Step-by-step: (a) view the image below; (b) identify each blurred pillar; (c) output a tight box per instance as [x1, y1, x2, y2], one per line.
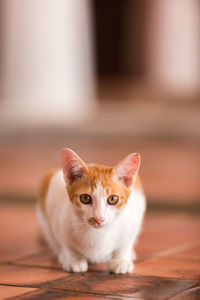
[147, 0, 200, 96]
[0, 0, 95, 126]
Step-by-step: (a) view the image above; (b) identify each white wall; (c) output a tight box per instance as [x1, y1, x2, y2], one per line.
[0, 0, 96, 127]
[147, 0, 200, 95]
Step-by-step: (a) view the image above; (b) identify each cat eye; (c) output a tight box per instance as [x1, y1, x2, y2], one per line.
[80, 194, 92, 205]
[107, 195, 119, 205]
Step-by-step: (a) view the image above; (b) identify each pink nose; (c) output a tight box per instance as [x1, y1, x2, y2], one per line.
[93, 217, 104, 225]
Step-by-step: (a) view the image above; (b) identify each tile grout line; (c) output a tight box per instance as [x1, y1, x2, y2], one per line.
[1, 260, 109, 273]
[136, 240, 200, 263]
[155, 240, 200, 257]
[35, 287, 137, 299]
[5, 290, 42, 300]
[0, 283, 38, 289]
[0, 249, 50, 265]
[0, 286, 41, 300]
[165, 283, 200, 300]
[3, 258, 200, 282]
[3, 261, 200, 283]
[0, 283, 141, 299]
[5, 240, 200, 268]
[1, 272, 199, 287]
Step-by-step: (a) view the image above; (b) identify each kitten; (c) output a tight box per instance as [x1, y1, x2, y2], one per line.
[37, 148, 146, 274]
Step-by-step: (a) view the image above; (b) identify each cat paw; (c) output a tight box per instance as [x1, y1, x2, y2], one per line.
[70, 260, 88, 273]
[59, 253, 88, 272]
[109, 259, 134, 274]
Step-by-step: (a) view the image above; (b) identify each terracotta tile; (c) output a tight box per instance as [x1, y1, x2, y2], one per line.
[0, 204, 46, 262]
[16, 250, 60, 269]
[169, 286, 200, 299]
[47, 272, 199, 299]
[61, 297, 116, 300]
[135, 256, 200, 281]
[0, 286, 37, 299]
[135, 213, 200, 260]
[0, 264, 67, 285]
[15, 289, 122, 300]
[171, 245, 200, 260]
[60, 294, 115, 300]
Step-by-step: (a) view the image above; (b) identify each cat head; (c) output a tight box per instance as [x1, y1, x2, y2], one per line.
[61, 148, 141, 229]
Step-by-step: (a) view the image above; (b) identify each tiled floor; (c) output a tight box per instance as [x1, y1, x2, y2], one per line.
[0, 203, 199, 299]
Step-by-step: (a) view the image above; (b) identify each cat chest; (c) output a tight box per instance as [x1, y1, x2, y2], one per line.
[70, 230, 116, 263]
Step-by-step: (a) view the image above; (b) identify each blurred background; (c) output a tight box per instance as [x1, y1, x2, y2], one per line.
[0, 0, 200, 210]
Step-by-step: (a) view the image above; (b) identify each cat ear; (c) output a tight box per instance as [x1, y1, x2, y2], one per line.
[113, 153, 141, 188]
[61, 148, 88, 185]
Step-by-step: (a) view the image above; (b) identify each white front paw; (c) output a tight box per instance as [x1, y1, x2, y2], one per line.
[58, 253, 88, 273]
[69, 260, 88, 273]
[109, 259, 134, 274]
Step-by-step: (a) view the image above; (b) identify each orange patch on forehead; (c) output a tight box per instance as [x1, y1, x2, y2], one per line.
[87, 165, 113, 192]
[87, 165, 130, 208]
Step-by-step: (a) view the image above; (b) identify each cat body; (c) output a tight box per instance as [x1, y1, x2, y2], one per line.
[37, 149, 146, 274]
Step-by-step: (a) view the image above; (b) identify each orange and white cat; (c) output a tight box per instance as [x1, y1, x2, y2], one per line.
[37, 148, 146, 274]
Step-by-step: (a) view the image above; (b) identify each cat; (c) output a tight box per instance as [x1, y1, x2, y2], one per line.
[37, 148, 146, 274]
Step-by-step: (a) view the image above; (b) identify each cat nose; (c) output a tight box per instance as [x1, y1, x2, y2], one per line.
[93, 217, 104, 225]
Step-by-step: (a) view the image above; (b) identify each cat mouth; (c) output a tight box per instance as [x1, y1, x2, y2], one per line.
[90, 223, 103, 229]
[87, 218, 104, 229]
